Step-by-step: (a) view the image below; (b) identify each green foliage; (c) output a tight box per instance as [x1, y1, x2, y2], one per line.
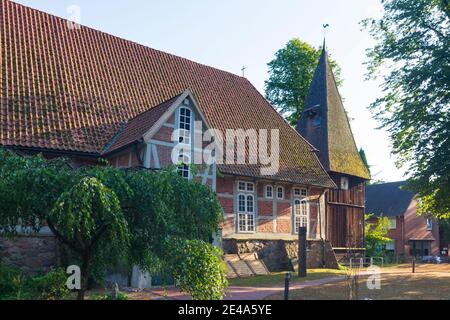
[29, 269, 70, 300]
[50, 177, 130, 279]
[265, 38, 343, 125]
[0, 150, 225, 300]
[0, 149, 74, 237]
[0, 263, 24, 300]
[362, 0, 450, 218]
[166, 239, 227, 300]
[0, 265, 69, 300]
[364, 214, 392, 257]
[440, 218, 450, 243]
[359, 148, 371, 176]
[91, 292, 129, 300]
[120, 169, 224, 300]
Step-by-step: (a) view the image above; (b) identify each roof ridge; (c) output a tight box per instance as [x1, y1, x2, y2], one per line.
[6, 0, 245, 81]
[1, 0, 336, 188]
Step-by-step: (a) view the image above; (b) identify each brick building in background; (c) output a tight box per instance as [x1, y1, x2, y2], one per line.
[366, 182, 440, 258]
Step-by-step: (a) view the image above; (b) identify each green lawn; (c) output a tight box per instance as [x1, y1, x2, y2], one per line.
[228, 269, 346, 287]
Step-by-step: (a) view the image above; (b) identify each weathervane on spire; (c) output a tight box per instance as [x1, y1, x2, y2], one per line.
[323, 23, 330, 49]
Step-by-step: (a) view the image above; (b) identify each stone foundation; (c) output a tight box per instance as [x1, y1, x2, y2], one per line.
[223, 239, 339, 271]
[0, 235, 57, 274]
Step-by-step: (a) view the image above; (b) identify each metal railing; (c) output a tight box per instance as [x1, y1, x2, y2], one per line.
[344, 257, 384, 269]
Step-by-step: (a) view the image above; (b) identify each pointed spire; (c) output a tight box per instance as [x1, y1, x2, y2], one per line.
[296, 44, 370, 180]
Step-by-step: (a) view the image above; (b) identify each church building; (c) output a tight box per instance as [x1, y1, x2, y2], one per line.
[0, 0, 369, 274]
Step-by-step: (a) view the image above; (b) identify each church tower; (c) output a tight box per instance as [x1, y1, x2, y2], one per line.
[297, 44, 370, 250]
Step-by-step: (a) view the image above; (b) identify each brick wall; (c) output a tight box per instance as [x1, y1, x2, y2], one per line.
[404, 199, 440, 256]
[218, 175, 325, 239]
[0, 236, 57, 275]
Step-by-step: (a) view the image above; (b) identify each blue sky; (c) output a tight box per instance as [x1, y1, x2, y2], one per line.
[13, 0, 407, 182]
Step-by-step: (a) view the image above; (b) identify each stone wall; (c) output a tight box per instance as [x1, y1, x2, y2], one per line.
[223, 239, 339, 271]
[0, 235, 57, 274]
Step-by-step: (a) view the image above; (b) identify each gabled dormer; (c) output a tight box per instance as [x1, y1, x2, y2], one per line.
[103, 90, 217, 190]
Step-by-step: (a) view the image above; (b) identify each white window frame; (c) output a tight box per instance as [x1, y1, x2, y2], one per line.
[177, 106, 192, 146]
[426, 218, 433, 231]
[237, 181, 256, 233]
[177, 153, 191, 180]
[265, 185, 273, 199]
[237, 181, 254, 193]
[385, 240, 395, 251]
[340, 177, 349, 190]
[389, 217, 397, 230]
[294, 188, 308, 197]
[276, 186, 284, 200]
[294, 198, 309, 235]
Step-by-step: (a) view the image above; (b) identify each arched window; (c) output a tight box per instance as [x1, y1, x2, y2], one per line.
[294, 199, 308, 234]
[246, 195, 254, 213]
[178, 107, 192, 145]
[237, 181, 255, 233]
[238, 194, 246, 212]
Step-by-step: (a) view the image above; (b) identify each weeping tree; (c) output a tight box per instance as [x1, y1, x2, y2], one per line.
[0, 150, 130, 300]
[117, 168, 226, 298]
[0, 150, 226, 300]
[0, 149, 74, 236]
[50, 177, 130, 300]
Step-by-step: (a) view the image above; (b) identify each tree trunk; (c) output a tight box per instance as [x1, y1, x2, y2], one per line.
[77, 257, 90, 300]
[127, 268, 132, 288]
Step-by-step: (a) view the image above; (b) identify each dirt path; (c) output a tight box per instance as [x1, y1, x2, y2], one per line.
[266, 263, 450, 300]
[128, 264, 450, 300]
[129, 276, 346, 300]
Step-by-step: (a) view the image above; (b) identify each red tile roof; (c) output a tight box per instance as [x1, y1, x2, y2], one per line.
[0, 0, 335, 188]
[103, 93, 183, 154]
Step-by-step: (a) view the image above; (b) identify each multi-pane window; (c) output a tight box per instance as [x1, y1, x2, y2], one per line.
[265, 185, 273, 199]
[237, 181, 255, 232]
[177, 153, 190, 179]
[238, 181, 254, 192]
[277, 186, 284, 199]
[294, 188, 308, 197]
[178, 107, 192, 145]
[294, 199, 308, 234]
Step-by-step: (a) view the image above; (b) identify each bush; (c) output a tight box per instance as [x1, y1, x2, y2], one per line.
[29, 269, 70, 300]
[166, 239, 228, 300]
[0, 263, 27, 300]
[0, 264, 69, 300]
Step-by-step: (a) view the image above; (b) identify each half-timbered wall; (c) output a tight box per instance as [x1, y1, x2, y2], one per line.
[218, 175, 326, 240]
[106, 97, 216, 190]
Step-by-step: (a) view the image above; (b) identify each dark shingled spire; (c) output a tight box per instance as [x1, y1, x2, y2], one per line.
[296, 44, 370, 180]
